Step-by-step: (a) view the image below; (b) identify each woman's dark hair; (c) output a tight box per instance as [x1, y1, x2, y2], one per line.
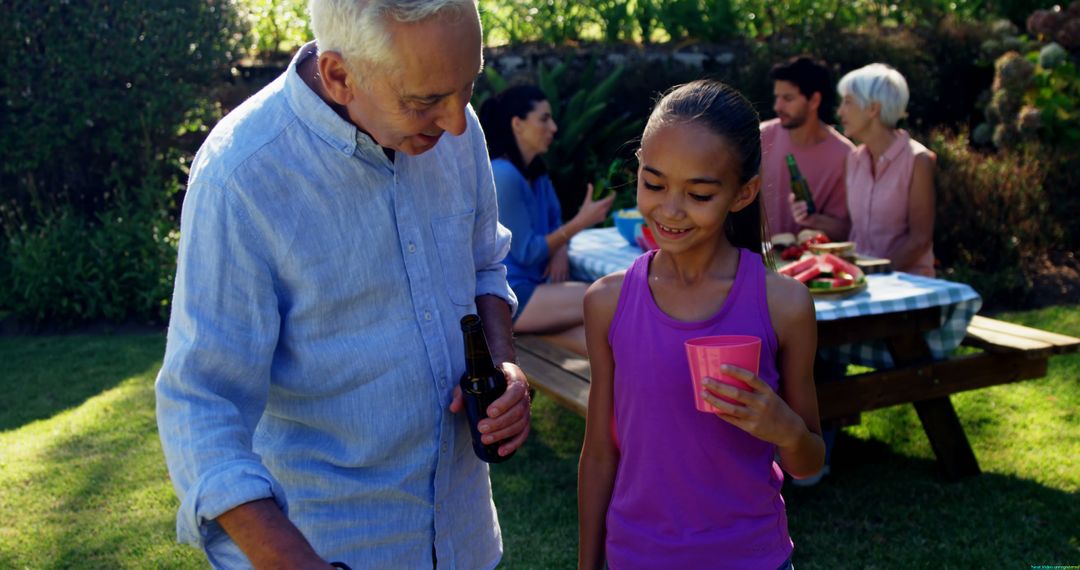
[643, 79, 769, 259]
[478, 85, 549, 179]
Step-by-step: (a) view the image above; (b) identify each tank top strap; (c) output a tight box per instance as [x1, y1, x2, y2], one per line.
[736, 248, 780, 358]
[738, 248, 764, 293]
[608, 250, 656, 346]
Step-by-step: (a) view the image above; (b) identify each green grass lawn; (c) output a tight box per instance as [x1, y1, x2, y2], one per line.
[1, 306, 1077, 568]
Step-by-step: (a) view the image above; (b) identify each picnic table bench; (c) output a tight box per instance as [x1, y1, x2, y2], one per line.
[516, 311, 1079, 482]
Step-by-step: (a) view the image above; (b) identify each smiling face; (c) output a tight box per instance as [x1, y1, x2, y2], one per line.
[772, 80, 819, 129]
[512, 99, 558, 160]
[636, 121, 757, 255]
[338, 9, 483, 156]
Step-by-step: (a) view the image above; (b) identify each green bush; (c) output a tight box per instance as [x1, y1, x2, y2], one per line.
[0, 182, 180, 326]
[479, 0, 1017, 46]
[769, 19, 994, 131]
[1, 0, 244, 220]
[237, 0, 312, 57]
[536, 60, 644, 217]
[928, 129, 1058, 305]
[0, 0, 245, 325]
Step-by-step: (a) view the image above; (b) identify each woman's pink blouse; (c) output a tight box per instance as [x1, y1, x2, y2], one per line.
[846, 130, 935, 277]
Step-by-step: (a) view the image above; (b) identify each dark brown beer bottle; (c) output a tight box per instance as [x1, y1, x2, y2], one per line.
[785, 154, 817, 215]
[460, 314, 513, 463]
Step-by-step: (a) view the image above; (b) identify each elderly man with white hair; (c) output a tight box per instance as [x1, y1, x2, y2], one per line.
[155, 1, 530, 568]
[838, 63, 937, 277]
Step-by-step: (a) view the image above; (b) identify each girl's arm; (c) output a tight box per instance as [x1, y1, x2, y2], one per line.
[887, 152, 935, 271]
[578, 272, 624, 570]
[769, 275, 826, 478]
[700, 274, 825, 478]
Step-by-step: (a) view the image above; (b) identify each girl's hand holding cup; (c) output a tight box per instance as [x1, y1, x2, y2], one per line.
[702, 366, 808, 450]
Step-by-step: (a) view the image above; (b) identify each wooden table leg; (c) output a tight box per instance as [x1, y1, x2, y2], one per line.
[882, 312, 983, 481]
[913, 397, 981, 480]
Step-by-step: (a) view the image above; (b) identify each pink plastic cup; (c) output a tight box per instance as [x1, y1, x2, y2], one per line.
[685, 335, 762, 413]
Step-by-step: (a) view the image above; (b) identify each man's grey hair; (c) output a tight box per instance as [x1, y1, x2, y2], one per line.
[837, 63, 910, 128]
[309, 0, 478, 82]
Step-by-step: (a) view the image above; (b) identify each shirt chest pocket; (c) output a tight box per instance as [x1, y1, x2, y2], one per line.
[431, 211, 477, 306]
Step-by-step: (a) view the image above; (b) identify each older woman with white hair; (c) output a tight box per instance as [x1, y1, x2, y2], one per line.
[838, 63, 936, 276]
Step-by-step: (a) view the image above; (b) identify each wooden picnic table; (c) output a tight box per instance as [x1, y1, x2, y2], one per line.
[516, 228, 1080, 481]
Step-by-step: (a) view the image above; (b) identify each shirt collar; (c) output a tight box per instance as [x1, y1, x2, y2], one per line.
[879, 129, 910, 164]
[284, 41, 386, 160]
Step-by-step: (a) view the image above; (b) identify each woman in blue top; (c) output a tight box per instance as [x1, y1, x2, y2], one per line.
[479, 86, 614, 355]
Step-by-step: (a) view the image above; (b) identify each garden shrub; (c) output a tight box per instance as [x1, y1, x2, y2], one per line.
[0, 0, 246, 325]
[238, 0, 312, 57]
[477, 0, 1011, 46]
[928, 129, 1058, 305]
[1, 181, 180, 327]
[771, 19, 994, 132]
[478, 21, 998, 220]
[535, 61, 644, 217]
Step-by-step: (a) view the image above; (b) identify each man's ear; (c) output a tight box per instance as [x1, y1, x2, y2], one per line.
[808, 91, 822, 114]
[730, 174, 761, 213]
[319, 52, 355, 106]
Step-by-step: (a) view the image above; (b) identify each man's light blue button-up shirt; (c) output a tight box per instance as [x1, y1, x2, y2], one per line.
[155, 42, 516, 569]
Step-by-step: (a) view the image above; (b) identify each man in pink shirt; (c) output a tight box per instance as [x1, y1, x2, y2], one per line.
[760, 56, 854, 241]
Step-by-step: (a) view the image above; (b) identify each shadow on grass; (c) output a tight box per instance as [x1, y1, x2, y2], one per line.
[26, 366, 201, 568]
[0, 333, 166, 431]
[786, 431, 1080, 568]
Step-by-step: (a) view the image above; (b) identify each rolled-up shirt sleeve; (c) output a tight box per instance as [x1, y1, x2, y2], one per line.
[468, 113, 518, 314]
[155, 179, 287, 547]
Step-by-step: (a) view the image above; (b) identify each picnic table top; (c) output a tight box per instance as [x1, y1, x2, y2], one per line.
[568, 227, 983, 366]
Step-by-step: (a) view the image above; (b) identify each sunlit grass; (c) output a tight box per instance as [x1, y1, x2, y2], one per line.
[0, 333, 203, 568]
[1, 306, 1076, 568]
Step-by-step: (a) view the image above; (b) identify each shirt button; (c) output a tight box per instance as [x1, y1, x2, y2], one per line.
[408, 243, 416, 253]
[424, 311, 432, 321]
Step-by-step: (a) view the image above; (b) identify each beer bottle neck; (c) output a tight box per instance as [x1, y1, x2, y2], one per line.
[786, 155, 804, 179]
[461, 315, 498, 376]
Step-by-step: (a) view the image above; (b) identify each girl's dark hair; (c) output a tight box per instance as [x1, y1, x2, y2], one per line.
[478, 85, 548, 180]
[643, 79, 769, 259]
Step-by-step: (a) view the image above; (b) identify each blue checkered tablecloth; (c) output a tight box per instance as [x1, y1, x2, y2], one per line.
[569, 228, 983, 368]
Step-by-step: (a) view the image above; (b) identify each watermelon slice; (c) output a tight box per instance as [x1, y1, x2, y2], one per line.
[794, 265, 822, 284]
[821, 253, 864, 281]
[778, 255, 817, 278]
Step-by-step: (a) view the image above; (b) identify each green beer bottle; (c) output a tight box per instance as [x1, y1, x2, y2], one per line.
[785, 154, 816, 215]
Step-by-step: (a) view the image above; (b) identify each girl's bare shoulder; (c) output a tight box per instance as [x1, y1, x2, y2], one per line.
[585, 270, 627, 315]
[764, 270, 815, 330]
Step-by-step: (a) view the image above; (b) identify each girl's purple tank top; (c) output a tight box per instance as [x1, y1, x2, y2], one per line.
[605, 248, 793, 569]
